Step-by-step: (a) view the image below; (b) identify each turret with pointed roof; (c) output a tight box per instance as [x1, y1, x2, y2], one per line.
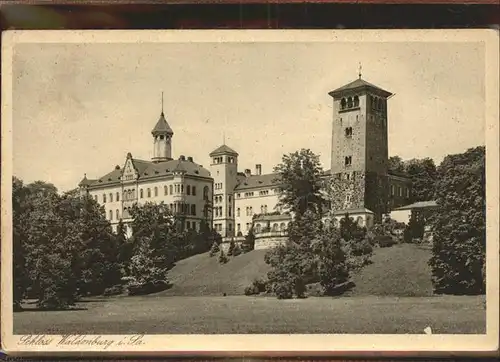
[152, 93, 174, 163]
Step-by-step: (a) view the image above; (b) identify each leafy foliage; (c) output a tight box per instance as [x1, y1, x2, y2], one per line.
[209, 241, 220, 257]
[241, 228, 255, 253]
[429, 146, 485, 295]
[273, 148, 327, 216]
[218, 250, 229, 264]
[389, 156, 438, 203]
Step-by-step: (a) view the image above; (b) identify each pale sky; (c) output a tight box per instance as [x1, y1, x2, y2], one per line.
[12, 40, 485, 192]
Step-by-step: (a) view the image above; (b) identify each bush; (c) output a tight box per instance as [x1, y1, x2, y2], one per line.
[209, 242, 220, 257]
[232, 243, 242, 257]
[103, 284, 124, 296]
[218, 250, 229, 264]
[350, 238, 373, 256]
[244, 285, 260, 296]
[227, 240, 236, 256]
[374, 235, 396, 248]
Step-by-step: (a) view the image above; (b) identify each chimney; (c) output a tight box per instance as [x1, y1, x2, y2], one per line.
[187, 156, 193, 162]
[244, 169, 251, 177]
[179, 155, 186, 161]
[255, 164, 262, 175]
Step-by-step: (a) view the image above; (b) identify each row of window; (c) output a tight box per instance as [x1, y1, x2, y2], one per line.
[215, 183, 223, 190]
[96, 185, 209, 204]
[214, 206, 232, 218]
[107, 203, 199, 221]
[391, 185, 410, 198]
[213, 156, 236, 164]
[214, 194, 233, 204]
[214, 223, 233, 232]
[340, 95, 360, 110]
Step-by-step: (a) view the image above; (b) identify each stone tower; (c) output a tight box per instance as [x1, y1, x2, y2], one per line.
[328, 75, 392, 222]
[151, 97, 174, 163]
[209, 144, 238, 237]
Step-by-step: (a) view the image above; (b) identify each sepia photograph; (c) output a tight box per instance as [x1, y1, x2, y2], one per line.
[1, 29, 499, 354]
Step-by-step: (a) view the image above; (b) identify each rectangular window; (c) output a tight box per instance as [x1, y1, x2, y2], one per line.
[186, 221, 191, 229]
[192, 186, 196, 196]
[103, 194, 107, 203]
[187, 185, 191, 195]
[345, 156, 352, 167]
[191, 204, 196, 216]
[237, 224, 241, 232]
[116, 192, 119, 201]
[110, 193, 113, 202]
[391, 185, 395, 196]
[228, 207, 232, 217]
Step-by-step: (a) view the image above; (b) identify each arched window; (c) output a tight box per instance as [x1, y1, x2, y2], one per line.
[187, 185, 191, 195]
[203, 186, 209, 200]
[354, 95, 359, 107]
[347, 96, 353, 108]
[164, 185, 168, 195]
[116, 192, 120, 202]
[94, 195, 98, 202]
[357, 216, 364, 227]
[280, 222, 286, 231]
[170, 185, 173, 195]
[116, 209, 119, 220]
[237, 208, 240, 217]
[109, 210, 113, 220]
[264, 205, 268, 213]
[255, 224, 262, 233]
[340, 98, 346, 110]
[140, 189, 144, 198]
[272, 223, 278, 232]
[154, 187, 158, 197]
[260, 205, 264, 214]
[147, 188, 151, 198]
[103, 193, 107, 203]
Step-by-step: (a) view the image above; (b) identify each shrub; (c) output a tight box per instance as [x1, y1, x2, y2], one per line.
[244, 284, 260, 296]
[227, 240, 236, 256]
[218, 250, 229, 264]
[241, 229, 255, 253]
[209, 241, 220, 257]
[103, 284, 124, 296]
[232, 243, 242, 257]
[375, 235, 397, 248]
[350, 238, 373, 256]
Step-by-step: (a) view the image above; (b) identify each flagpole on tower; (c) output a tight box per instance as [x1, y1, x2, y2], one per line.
[358, 62, 362, 79]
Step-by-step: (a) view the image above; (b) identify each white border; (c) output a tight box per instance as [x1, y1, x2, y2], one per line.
[2, 29, 499, 356]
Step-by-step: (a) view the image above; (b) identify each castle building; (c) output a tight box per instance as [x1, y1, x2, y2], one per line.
[78, 108, 213, 236]
[79, 75, 412, 239]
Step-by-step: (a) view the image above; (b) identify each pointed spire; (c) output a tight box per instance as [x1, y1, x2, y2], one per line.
[358, 62, 362, 79]
[161, 91, 164, 115]
[223, 131, 226, 145]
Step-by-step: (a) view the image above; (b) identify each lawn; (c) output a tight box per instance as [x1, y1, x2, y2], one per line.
[14, 294, 485, 334]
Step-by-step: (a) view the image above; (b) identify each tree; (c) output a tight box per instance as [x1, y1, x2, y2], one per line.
[274, 149, 326, 216]
[388, 156, 406, 173]
[406, 158, 438, 202]
[429, 146, 485, 295]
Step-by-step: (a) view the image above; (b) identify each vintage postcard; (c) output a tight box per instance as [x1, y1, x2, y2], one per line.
[1, 29, 499, 356]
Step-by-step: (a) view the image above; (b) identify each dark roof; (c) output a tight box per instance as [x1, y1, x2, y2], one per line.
[329, 78, 392, 98]
[87, 157, 211, 188]
[209, 144, 238, 157]
[234, 173, 281, 191]
[393, 201, 438, 211]
[332, 207, 374, 216]
[151, 112, 173, 136]
[78, 175, 97, 187]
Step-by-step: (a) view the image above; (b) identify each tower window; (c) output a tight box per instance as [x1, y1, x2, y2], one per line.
[347, 97, 353, 108]
[354, 95, 359, 107]
[237, 208, 240, 217]
[345, 127, 353, 137]
[341, 98, 346, 110]
[345, 156, 352, 167]
[116, 209, 119, 220]
[160, 135, 164, 140]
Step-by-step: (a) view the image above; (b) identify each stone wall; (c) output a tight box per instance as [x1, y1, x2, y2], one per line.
[326, 171, 366, 211]
[254, 232, 287, 250]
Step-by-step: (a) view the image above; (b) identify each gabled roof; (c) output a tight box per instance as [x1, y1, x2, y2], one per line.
[329, 78, 392, 98]
[209, 144, 238, 157]
[86, 156, 211, 188]
[393, 200, 438, 211]
[234, 172, 282, 191]
[78, 174, 97, 187]
[151, 112, 173, 136]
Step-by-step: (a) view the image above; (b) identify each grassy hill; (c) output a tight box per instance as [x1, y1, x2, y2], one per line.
[155, 249, 271, 296]
[154, 243, 433, 297]
[349, 243, 434, 297]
